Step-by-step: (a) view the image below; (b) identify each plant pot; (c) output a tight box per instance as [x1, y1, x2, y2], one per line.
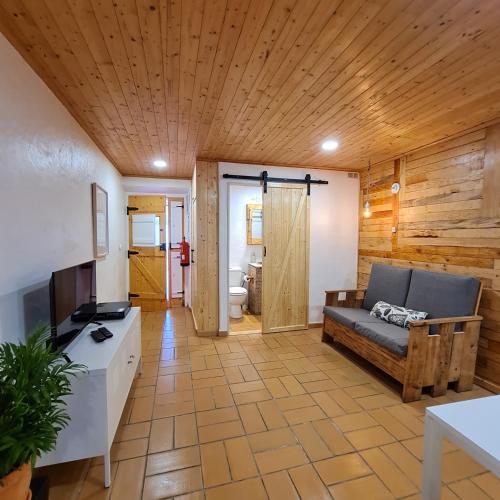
[0, 463, 32, 500]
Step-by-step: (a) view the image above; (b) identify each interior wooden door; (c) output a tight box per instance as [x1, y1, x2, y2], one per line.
[168, 198, 184, 305]
[128, 195, 167, 312]
[262, 184, 309, 333]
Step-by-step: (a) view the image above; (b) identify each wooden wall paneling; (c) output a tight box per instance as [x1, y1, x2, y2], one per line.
[358, 128, 500, 392]
[191, 160, 219, 335]
[191, 166, 198, 325]
[482, 123, 500, 217]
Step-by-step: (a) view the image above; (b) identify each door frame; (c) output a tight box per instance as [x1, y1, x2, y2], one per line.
[167, 197, 185, 306]
[226, 182, 263, 334]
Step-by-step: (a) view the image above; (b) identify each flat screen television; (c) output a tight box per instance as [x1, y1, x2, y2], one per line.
[49, 260, 97, 350]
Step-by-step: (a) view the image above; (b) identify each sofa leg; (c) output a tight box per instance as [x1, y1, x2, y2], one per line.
[402, 381, 422, 403]
[455, 321, 480, 393]
[430, 384, 448, 398]
[455, 377, 474, 393]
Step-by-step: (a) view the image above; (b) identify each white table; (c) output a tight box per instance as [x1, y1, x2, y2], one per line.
[422, 395, 500, 500]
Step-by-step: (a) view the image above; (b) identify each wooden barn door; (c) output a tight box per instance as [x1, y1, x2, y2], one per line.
[262, 184, 309, 333]
[128, 195, 167, 312]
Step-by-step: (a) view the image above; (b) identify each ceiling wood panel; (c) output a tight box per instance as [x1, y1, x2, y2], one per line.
[2, 0, 500, 177]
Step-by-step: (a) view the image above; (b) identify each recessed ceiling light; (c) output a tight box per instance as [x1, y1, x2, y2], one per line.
[153, 159, 167, 168]
[321, 140, 339, 151]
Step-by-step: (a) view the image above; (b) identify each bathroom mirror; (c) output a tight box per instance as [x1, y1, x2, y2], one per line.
[246, 204, 262, 245]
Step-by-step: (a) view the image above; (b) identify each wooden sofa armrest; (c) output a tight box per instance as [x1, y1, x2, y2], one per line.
[403, 314, 483, 402]
[409, 315, 483, 328]
[325, 288, 366, 308]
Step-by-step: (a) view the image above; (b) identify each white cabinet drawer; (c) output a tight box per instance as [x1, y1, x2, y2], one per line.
[106, 315, 140, 444]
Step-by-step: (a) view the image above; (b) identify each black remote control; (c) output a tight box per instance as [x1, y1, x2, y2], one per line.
[98, 326, 113, 339]
[91, 330, 106, 343]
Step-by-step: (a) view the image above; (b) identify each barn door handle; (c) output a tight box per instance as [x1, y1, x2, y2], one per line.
[191, 249, 195, 263]
[128, 250, 139, 258]
[263, 246, 266, 257]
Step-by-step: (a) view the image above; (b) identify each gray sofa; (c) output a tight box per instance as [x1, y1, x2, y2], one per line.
[322, 264, 483, 402]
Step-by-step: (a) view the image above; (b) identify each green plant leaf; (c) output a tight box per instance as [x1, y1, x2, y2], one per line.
[0, 326, 86, 478]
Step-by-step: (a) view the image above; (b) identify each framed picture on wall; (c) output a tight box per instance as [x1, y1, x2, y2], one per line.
[92, 183, 109, 258]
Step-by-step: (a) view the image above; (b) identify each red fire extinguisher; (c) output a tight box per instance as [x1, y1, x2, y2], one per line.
[180, 237, 190, 267]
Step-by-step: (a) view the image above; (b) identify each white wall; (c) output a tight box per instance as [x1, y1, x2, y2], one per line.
[229, 184, 263, 273]
[0, 34, 128, 343]
[122, 177, 192, 307]
[219, 162, 359, 332]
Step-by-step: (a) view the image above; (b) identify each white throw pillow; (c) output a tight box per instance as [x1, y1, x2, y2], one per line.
[370, 300, 428, 329]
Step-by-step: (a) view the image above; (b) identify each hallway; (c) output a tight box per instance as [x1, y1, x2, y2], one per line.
[39, 309, 499, 499]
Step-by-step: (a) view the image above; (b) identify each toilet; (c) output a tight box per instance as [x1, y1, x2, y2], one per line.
[229, 266, 248, 319]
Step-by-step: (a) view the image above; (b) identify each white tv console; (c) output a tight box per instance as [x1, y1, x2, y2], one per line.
[36, 307, 141, 487]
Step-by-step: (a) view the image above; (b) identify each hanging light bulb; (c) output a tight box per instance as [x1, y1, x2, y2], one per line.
[363, 160, 372, 218]
[363, 200, 371, 218]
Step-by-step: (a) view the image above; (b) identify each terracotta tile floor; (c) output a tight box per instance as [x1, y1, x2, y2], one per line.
[38, 308, 500, 499]
[229, 311, 261, 334]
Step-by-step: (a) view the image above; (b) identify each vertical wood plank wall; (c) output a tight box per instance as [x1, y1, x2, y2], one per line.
[358, 127, 500, 392]
[191, 160, 219, 334]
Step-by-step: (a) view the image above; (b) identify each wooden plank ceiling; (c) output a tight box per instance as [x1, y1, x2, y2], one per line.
[2, 0, 500, 178]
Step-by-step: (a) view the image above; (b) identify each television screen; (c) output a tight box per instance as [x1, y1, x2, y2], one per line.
[50, 260, 97, 350]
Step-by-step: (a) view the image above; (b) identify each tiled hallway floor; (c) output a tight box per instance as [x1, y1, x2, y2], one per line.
[229, 311, 262, 334]
[40, 309, 500, 499]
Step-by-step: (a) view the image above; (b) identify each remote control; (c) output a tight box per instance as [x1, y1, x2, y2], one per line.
[91, 330, 106, 343]
[98, 326, 113, 339]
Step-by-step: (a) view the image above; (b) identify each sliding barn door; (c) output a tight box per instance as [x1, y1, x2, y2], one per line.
[262, 184, 309, 333]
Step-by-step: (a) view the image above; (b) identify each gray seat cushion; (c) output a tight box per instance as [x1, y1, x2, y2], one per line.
[405, 270, 480, 333]
[323, 306, 380, 329]
[362, 264, 413, 311]
[354, 320, 409, 357]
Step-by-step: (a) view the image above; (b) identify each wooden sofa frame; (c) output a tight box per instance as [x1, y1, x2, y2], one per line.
[322, 286, 483, 402]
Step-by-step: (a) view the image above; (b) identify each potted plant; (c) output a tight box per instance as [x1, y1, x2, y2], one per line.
[0, 326, 85, 500]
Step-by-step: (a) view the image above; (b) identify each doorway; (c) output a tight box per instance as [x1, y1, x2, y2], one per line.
[228, 184, 263, 334]
[128, 195, 167, 312]
[167, 197, 185, 307]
